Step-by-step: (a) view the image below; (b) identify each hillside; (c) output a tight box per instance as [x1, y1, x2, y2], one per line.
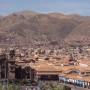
[65, 21, 90, 46]
[0, 11, 90, 48]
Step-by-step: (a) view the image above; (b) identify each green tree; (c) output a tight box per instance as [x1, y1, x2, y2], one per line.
[0, 83, 2, 90]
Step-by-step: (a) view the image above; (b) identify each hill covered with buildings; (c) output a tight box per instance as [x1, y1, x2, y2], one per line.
[0, 11, 90, 48]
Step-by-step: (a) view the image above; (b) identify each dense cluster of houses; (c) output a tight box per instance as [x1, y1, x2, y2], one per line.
[0, 46, 90, 89]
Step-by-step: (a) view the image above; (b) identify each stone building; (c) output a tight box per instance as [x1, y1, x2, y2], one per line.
[0, 49, 34, 81]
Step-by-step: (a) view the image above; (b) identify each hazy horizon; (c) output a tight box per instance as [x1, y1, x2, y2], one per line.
[0, 0, 90, 16]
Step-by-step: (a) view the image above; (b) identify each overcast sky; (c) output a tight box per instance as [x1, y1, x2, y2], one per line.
[0, 0, 90, 16]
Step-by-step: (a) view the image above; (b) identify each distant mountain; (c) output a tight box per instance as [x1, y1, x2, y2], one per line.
[65, 21, 90, 46]
[0, 11, 90, 48]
